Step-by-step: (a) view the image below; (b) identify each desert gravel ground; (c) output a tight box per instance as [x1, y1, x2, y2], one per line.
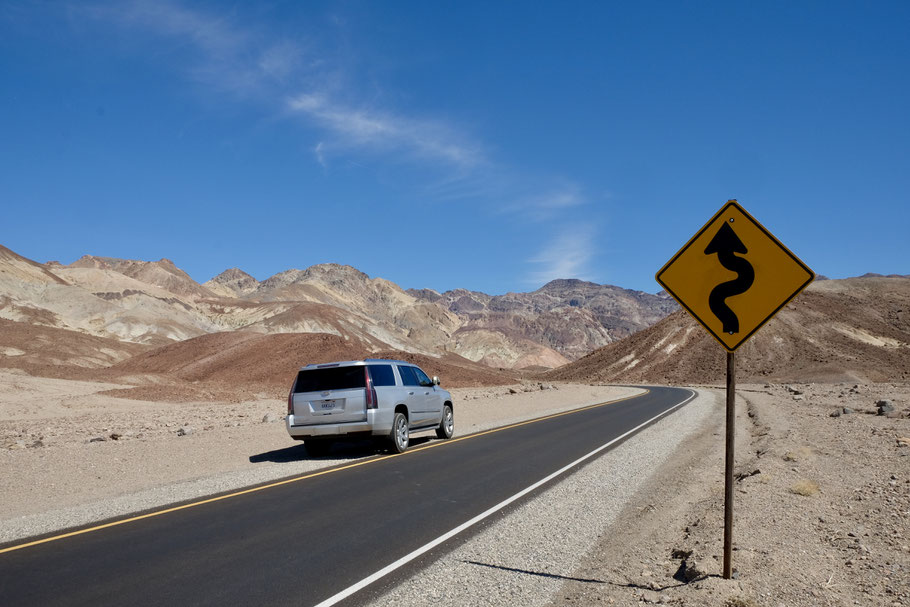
[0, 370, 639, 543]
[549, 382, 910, 607]
[3, 375, 907, 607]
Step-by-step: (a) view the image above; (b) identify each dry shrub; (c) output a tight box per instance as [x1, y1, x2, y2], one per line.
[790, 479, 820, 496]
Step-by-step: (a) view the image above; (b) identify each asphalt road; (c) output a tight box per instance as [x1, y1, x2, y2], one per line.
[0, 386, 694, 607]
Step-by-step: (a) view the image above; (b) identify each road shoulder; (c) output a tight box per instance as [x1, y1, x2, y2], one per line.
[365, 388, 719, 607]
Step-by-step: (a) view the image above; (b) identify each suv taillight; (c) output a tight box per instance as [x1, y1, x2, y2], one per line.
[364, 367, 378, 410]
[287, 382, 296, 415]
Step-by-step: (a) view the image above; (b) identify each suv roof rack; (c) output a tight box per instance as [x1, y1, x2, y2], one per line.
[302, 358, 412, 370]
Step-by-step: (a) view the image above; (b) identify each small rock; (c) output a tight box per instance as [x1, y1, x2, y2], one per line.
[830, 409, 842, 418]
[787, 386, 804, 395]
[842, 407, 855, 415]
[897, 437, 910, 448]
[110, 433, 122, 441]
[683, 559, 706, 582]
[262, 413, 277, 423]
[877, 400, 895, 415]
[177, 426, 195, 437]
[793, 395, 805, 401]
[88, 436, 106, 443]
[508, 388, 518, 394]
[671, 548, 693, 559]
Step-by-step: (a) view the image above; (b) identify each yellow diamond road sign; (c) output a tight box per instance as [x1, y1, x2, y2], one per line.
[656, 200, 815, 352]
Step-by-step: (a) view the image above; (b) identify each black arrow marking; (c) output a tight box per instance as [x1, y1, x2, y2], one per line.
[704, 222, 754, 334]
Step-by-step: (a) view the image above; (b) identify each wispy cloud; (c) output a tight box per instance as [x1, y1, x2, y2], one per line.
[287, 93, 483, 169]
[527, 225, 598, 286]
[314, 141, 327, 169]
[84, 1, 483, 171]
[87, 0, 304, 99]
[500, 183, 587, 221]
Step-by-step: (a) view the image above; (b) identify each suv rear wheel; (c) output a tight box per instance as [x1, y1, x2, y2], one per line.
[389, 411, 409, 453]
[436, 404, 454, 439]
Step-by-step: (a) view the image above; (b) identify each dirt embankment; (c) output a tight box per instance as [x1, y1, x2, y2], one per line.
[552, 382, 910, 606]
[100, 331, 518, 402]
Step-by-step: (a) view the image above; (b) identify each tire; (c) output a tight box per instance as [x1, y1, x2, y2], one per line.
[389, 411, 409, 453]
[436, 404, 454, 439]
[304, 439, 333, 457]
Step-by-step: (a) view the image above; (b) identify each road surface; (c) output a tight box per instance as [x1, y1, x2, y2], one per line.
[0, 386, 694, 606]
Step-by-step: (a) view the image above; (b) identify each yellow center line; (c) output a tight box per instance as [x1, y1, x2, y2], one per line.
[0, 389, 647, 555]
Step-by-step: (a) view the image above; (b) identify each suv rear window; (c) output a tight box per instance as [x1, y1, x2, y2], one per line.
[294, 366, 366, 393]
[366, 364, 396, 387]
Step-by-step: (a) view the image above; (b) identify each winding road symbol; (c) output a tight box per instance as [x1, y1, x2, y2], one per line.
[704, 221, 754, 334]
[655, 200, 814, 352]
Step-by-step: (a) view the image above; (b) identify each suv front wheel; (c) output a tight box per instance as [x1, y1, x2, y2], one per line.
[436, 404, 454, 439]
[390, 411, 409, 453]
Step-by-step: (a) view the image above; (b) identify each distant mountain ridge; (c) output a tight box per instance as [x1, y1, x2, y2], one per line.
[409, 278, 677, 364]
[0, 245, 675, 369]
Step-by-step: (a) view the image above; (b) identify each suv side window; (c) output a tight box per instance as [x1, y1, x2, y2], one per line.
[367, 364, 396, 387]
[413, 367, 433, 387]
[397, 365, 419, 386]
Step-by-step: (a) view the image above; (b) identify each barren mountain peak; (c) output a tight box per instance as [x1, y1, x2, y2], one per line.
[537, 278, 601, 291]
[204, 267, 260, 298]
[211, 267, 255, 281]
[303, 263, 370, 281]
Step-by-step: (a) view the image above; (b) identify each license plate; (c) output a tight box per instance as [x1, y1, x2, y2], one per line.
[319, 400, 336, 411]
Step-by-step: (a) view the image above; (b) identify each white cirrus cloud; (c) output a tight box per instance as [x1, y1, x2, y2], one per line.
[286, 93, 483, 169]
[85, 2, 484, 171]
[527, 226, 598, 286]
[500, 184, 587, 221]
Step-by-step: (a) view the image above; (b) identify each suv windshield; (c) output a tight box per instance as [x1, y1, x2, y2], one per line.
[294, 366, 365, 393]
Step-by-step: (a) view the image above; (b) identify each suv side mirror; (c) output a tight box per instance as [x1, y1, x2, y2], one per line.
[432, 376, 440, 386]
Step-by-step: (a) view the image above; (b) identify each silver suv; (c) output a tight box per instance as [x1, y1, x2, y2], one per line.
[286, 359, 455, 455]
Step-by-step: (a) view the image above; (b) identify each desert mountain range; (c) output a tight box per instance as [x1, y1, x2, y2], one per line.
[0, 244, 672, 371]
[1, 243, 907, 390]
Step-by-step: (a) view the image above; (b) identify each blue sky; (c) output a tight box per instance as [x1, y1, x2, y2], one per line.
[2, 1, 908, 295]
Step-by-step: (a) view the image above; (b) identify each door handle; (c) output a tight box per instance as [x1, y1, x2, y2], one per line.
[408, 391, 414, 395]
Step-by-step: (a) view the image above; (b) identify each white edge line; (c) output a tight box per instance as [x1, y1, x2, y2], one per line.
[313, 388, 698, 607]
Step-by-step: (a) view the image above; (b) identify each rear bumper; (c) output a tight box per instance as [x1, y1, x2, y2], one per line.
[286, 409, 393, 439]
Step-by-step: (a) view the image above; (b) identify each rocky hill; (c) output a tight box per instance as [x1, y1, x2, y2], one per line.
[547, 276, 910, 384]
[409, 279, 677, 364]
[0, 245, 673, 370]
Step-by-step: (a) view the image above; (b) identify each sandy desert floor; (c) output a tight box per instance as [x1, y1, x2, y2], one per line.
[2, 374, 908, 607]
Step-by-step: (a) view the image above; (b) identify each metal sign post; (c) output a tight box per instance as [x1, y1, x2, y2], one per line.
[656, 200, 814, 580]
[723, 351, 735, 579]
